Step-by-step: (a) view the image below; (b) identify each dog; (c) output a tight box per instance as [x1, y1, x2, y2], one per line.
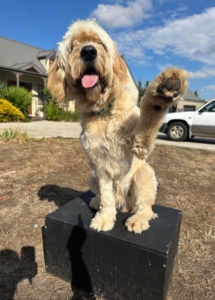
[48, 19, 188, 233]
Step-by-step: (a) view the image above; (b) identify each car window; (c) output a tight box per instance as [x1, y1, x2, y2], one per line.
[204, 101, 215, 112]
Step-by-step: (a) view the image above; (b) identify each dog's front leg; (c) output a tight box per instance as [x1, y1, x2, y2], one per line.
[132, 67, 189, 159]
[90, 178, 116, 231]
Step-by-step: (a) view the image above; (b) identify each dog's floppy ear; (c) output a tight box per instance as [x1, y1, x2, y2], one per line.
[47, 57, 67, 102]
[113, 50, 128, 87]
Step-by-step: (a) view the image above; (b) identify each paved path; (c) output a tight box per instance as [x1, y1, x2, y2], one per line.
[0, 121, 81, 138]
[0, 121, 215, 151]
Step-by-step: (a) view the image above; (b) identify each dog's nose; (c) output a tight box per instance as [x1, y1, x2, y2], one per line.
[80, 45, 97, 62]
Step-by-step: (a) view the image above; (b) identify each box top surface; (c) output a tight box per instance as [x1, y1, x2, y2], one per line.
[45, 191, 181, 255]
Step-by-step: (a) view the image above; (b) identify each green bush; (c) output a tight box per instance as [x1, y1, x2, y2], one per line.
[45, 103, 81, 122]
[0, 84, 6, 98]
[66, 109, 81, 122]
[0, 85, 32, 117]
[43, 86, 57, 105]
[45, 103, 62, 121]
[0, 99, 25, 122]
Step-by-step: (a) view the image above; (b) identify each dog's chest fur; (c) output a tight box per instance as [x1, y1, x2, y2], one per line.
[80, 113, 133, 179]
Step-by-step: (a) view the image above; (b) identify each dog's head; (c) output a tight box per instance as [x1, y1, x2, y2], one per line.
[48, 19, 127, 112]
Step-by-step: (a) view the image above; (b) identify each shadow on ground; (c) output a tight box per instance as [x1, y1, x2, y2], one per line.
[68, 215, 96, 300]
[39, 185, 96, 299]
[38, 184, 83, 207]
[0, 246, 37, 300]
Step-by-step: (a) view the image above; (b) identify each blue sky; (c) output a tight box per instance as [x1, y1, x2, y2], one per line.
[1, 0, 215, 100]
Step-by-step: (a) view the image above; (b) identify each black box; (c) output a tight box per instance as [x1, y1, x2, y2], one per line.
[43, 191, 182, 300]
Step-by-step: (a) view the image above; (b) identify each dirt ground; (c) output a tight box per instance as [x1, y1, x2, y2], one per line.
[0, 138, 214, 300]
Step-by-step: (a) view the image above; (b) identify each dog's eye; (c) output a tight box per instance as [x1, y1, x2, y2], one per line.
[99, 42, 107, 52]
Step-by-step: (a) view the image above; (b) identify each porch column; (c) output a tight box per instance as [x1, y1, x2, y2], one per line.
[42, 77, 47, 119]
[13, 72, 23, 87]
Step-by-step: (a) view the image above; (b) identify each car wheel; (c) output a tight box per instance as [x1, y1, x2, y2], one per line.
[167, 122, 188, 141]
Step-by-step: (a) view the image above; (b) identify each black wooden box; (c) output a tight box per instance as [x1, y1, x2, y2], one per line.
[43, 191, 182, 300]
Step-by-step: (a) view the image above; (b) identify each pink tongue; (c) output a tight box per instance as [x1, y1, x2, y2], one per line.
[81, 75, 99, 88]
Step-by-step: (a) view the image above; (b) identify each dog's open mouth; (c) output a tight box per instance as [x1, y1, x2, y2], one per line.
[81, 67, 99, 89]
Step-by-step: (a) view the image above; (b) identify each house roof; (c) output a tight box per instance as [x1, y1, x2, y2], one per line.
[121, 55, 138, 89]
[182, 90, 200, 101]
[0, 36, 55, 75]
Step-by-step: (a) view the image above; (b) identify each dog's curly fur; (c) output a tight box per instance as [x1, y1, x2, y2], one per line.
[48, 19, 189, 233]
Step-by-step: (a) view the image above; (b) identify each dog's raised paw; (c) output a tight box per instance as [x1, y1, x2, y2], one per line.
[157, 77, 181, 99]
[125, 215, 150, 234]
[90, 213, 115, 232]
[155, 68, 188, 100]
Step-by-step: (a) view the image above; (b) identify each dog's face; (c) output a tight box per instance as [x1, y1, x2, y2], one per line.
[48, 19, 127, 112]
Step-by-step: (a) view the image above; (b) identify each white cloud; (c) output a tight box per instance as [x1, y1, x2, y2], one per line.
[204, 85, 215, 91]
[189, 71, 208, 79]
[177, 6, 188, 12]
[158, 0, 172, 3]
[189, 67, 215, 79]
[112, 7, 215, 66]
[90, 0, 152, 28]
[156, 63, 176, 71]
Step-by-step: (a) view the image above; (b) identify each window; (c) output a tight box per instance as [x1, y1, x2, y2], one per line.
[7, 80, 32, 92]
[204, 100, 215, 112]
[169, 104, 177, 113]
[184, 105, 196, 111]
[49, 59, 54, 66]
[38, 85, 44, 105]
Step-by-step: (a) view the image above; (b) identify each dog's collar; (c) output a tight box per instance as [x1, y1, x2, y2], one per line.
[97, 101, 114, 115]
[90, 99, 115, 116]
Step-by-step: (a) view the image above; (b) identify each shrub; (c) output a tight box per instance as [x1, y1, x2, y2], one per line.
[0, 86, 32, 117]
[43, 86, 57, 105]
[45, 102, 62, 121]
[0, 84, 7, 98]
[45, 103, 81, 122]
[0, 99, 25, 122]
[66, 109, 81, 122]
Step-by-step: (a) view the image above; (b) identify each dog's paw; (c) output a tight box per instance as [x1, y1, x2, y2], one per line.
[120, 205, 130, 213]
[89, 196, 100, 210]
[125, 215, 150, 234]
[156, 68, 188, 101]
[152, 212, 158, 219]
[90, 213, 115, 232]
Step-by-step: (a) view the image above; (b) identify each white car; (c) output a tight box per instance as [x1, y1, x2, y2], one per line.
[159, 98, 215, 141]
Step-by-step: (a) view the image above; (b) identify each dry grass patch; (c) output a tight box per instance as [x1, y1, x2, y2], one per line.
[0, 138, 214, 299]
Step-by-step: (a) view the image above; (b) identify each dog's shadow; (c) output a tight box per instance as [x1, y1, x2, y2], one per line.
[38, 185, 96, 299]
[0, 246, 37, 300]
[67, 215, 96, 300]
[38, 184, 83, 207]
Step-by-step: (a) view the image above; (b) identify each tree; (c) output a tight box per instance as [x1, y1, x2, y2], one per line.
[194, 90, 199, 98]
[193, 90, 205, 102]
[137, 80, 150, 106]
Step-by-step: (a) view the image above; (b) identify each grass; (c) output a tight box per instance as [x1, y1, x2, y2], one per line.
[0, 138, 214, 300]
[0, 128, 29, 143]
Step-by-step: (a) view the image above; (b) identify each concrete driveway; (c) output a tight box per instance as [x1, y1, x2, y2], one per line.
[0, 121, 81, 138]
[0, 121, 215, 151]
[156, 133, 215, 151]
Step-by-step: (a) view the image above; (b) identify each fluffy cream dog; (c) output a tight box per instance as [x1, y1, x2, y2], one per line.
[48, 19, 188, 233]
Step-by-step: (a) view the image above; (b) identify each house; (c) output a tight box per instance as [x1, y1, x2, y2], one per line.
[0, 36, 55, 116]
[121, 56, 139, 104]
[0, 36, 138, 116]
[169, 90, 205, 112]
